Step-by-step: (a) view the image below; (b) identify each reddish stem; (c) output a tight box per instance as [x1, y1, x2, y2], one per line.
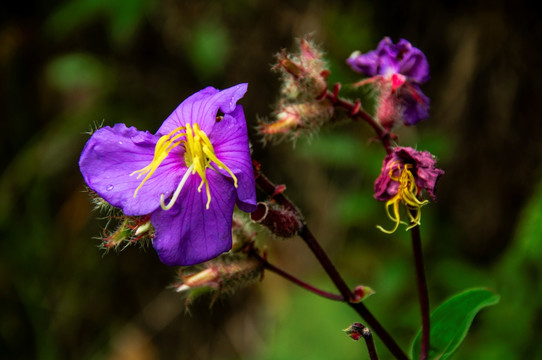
[361, 326, 380, 360]
[254, 170, 408, 360]
[251, 250, 344, 302]
[411, 225, 430, 360]
[328, 85, 432, 358]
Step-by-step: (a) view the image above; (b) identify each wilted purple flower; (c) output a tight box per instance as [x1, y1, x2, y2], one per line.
[79, 84, 257, 266]
[374, 147, 444, 233]
[347, 37, 430, 127]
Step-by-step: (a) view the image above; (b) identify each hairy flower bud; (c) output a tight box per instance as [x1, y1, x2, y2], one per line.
[274, 38, 329, 100]
[174, 254, 263, 303]
[101, 214, 154, 250]
[250, 202, 303, 238]
[261, 37, 334, 143]
[231, 212, 256, 252]
[258, 100, 333, 143]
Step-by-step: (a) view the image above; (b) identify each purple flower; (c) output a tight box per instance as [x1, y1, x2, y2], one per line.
[374, 147, 444, 233]
[79, 84, 257, 266]
[347, 37, 430, 127]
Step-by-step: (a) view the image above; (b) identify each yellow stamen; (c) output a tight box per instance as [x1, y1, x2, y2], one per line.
[377, 162, 429, 234]
[130, 123, 238, 211]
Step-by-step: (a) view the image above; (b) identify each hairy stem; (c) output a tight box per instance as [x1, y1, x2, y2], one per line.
[411, 225, 430, 360]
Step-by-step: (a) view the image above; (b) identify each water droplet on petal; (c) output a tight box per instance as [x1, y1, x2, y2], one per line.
[106, 184, 114, 191]
[118, 141, 123, 145]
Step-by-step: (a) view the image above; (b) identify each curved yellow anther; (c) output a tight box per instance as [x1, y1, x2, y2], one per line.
[377, 163, 429, 234]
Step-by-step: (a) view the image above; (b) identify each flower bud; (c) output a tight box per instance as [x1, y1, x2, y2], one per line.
[87, 188, 114, 213]
[276, 51, 305, 78]
[173, 254, 263, 302]
[258, 100, 334, 143]
[231, 212, 256, 252]
[101, 214, 153, 250]
[344, 322, 370, 341]
[351, 285, 375, 303]
[274, 37, 329, 101]
[101, 217, 132, 249]
[176, 267, 221, 292]
[262, 37, 334, 144]
[250, 202, 303, 238]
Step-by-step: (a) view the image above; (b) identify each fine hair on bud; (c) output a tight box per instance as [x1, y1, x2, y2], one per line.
[174, 253, 264, 306]
[231, 211, 257, 252]
[260, 36, 334, 144]
[97, 213, 154, 251]
[250, 202, 303, 238]
[258, 100, 334, 144]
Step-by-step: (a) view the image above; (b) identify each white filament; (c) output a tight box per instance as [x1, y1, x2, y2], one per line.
[160, 164, 194, 211]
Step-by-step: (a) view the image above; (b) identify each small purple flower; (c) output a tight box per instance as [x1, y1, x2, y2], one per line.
[79, 84, 257, 266]
[347, 37, 430, 127]
[374, 147, 444, 233]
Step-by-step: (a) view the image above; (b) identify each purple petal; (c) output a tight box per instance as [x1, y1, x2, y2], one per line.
[349, 37, 430, 84]
[151, 171, 236, 266]
[398, 47, 430, 83]
[156, 84, 248, 136]
[347, 50, 379, 77]
[399, 84, 430, 125]
[374, 147, 444, 202]
[394, 147, 444, 200]
[374, 169, 399, 202]
[79, 124, 186, 215]
[210, 106, 257, 213]
[376, 38, 402, 76]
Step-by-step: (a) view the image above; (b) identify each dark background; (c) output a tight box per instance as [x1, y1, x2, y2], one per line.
[1, 0, 541, 359]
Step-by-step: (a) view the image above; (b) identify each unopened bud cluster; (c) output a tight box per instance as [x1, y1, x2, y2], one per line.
[259, 38, 334, 142]
[250, 202, 303, 238]
[174, 254, 263, 303]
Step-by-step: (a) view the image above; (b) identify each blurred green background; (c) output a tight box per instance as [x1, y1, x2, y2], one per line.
[1, 0, 542, 359]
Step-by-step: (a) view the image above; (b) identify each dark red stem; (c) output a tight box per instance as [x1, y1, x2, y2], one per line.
[329, 85, 432, 358]
[251, 250, 344, 302]
[411, 225, 430, 360]
[254, 170, 408, 360]
[361, 326, 380, 360]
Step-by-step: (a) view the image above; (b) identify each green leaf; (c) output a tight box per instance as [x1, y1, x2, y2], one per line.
[411, 288, 500, 360]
